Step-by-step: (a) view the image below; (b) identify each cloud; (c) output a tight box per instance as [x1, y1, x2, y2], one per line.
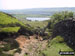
[0, 0, 75, 10]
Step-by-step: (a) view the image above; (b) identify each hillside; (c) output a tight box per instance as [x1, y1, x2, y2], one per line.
[0, 12, 20, 33]
[0, 12, 36, 56]
[42, 36, 73, 56]
[0, 12, 48, 56]
[0, 12, 34, 37]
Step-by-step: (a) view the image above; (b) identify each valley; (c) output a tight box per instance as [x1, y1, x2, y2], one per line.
[0, 8, 75, 56]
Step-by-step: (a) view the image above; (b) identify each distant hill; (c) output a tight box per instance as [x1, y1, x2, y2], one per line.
[1, 7, 75, 15]
[1, 7, 75, 20]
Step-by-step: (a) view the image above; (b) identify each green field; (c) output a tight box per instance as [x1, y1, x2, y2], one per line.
[22, 20, 48, 28]
[12, 14, 50, 19]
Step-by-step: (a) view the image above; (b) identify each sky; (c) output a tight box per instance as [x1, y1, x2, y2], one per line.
[0, 0, 75, 10]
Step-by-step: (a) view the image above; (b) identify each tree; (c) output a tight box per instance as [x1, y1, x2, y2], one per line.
[49, 11, 74, 28]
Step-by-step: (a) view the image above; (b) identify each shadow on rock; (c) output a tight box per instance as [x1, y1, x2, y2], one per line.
[52, 19, 75, 50]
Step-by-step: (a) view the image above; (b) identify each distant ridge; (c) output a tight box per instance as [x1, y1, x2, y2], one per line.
[1, 7, 75, 18]
[1, 7, 75, 14]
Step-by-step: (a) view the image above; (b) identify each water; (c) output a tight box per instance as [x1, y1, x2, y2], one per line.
[26, 17, 50, 21]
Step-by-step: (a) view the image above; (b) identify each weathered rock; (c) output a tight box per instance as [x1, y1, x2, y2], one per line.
[53, 19, 75, 47]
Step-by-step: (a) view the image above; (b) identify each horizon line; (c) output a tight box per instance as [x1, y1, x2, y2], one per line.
[0, 7, 75, 10]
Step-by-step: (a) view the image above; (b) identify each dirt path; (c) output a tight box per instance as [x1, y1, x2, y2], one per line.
[15, 35, 48, 56]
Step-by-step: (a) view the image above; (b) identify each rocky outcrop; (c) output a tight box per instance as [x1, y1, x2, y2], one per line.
[53, 19, 75, 48]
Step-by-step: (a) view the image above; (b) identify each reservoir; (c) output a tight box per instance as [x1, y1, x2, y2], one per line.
[26, 17, 50, 21]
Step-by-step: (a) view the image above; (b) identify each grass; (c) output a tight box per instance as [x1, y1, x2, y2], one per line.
[0, 12, 34, 33]
[24, 54, 28, 56]
[12, 14, 50, 20]
[0, 12, 48, 31]
[0, 12, 19, 25]
[21, 20, 48, 29]
[0, 27, 20, 33]
[42, 36, 74, 56]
